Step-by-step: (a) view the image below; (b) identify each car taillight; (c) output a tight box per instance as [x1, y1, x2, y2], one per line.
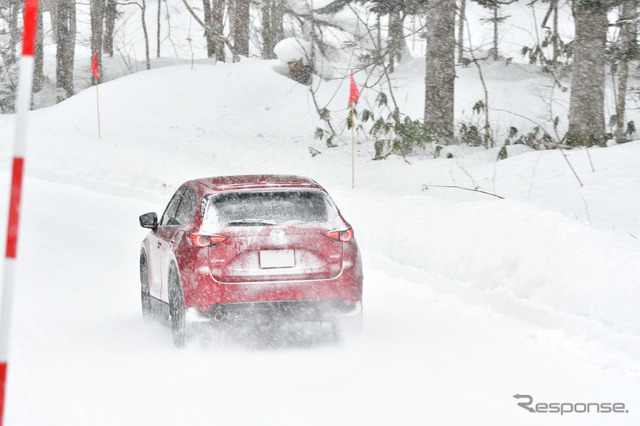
[324, 229, 353, 242]
[188, 234, 229, 247]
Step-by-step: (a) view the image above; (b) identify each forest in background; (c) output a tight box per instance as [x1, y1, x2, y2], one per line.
[1, 0, 639, 153]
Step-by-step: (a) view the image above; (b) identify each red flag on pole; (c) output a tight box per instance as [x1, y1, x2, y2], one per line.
[349, 69, 359, 106]
[92, 51, 102, 138]
[91, 52, 99, 79]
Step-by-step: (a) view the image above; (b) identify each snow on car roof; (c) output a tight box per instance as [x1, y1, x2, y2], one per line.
[191, 175, 323, 193]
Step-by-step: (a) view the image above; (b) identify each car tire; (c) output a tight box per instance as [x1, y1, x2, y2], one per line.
[332, 312, 363, 341]
[168, 267, 189, 348]
[140, 252, 152, 318]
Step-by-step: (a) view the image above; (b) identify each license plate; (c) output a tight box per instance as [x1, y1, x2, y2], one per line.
[259, 249, 295, 269]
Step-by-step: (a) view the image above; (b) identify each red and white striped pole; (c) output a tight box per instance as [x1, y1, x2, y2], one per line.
[1, 1, 39, 424]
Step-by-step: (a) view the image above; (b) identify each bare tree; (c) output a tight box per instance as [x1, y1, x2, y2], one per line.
[388, 9, 404, 73]
[157, 0, 162, 57]
[261, 0, 273, 59]
[540, 0, 560, 64]
[567, 0, 609, 146]
[0, 0, 22, 111]
[104, 0, 118, 57]
[202, 0, 215, 57]
[56, 0, 76, 98]
[7, 0, 19, 65]
[425, 0, 456, 139]
[202, 0, 226, 60]
[614, 0, 637, 143]
[33, 3, 44, 92]
[234, 0, 250, 57]
[123, 0, 151, 69]
[141, 0, 151, 68]
[366, 1, 412, 73]
[47, 0, 59, 37]
[489, 6, 500, 60]
[458, 0, 466, 63]
[183, 0, 237, 61]
[211, 0, 225, 60]
[261, 0, 285, 59]
[183, 0, 226, 62]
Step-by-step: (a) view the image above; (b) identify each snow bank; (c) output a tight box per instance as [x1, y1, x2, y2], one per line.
[347, 192, 640, 334]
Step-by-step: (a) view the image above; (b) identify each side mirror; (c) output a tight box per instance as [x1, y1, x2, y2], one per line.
[139, 212, 158, 230]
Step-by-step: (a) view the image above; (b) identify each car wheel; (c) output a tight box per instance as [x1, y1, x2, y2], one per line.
[140, 252, 152, 318]
[168, 267, 189, 348]
[332, 312, 363, 341]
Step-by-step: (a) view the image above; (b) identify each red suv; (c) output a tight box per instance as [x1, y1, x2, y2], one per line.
[139, 175, 363, 346]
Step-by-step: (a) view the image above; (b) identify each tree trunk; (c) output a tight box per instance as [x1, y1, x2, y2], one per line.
[388, 10, 405, 73]
[56, 0, 76, 99]
[7, 0, 20, 65]
[90, 0, 104, 84]
[425, 0, 456, 140]
[228, 0, 236, 50]
[50, 2, 59, 40]
[141, 0, 151, 69]
[567, 1, 608, 146]
[261, 0, 273, 59]
[33, 4, 44, 92]
[104, 0, 118, 57]
[457, 0, 466, 63]
[615, 0, 636, 144]
[552, 0, 559, 63]
[272, 0, 284, 45]
[492, 7, 499, 60]
[201, 0, 225, 61]
[212, 0, 225, 61]
[70, 2, 77, 79]
[157, 0, 162, 57]
[309, 2, 316, 70]
[234, 0, 250, 58]
[377, 14, 382, 61]
[202, 0, 215, 57]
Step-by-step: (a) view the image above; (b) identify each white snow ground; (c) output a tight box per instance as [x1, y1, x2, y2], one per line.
[0, 2, 639, 423]
[0, 58, 638, 426]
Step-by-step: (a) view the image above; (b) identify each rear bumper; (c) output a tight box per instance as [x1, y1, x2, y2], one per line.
[186, 299, 362, 323]
[182, 258, 363, 309]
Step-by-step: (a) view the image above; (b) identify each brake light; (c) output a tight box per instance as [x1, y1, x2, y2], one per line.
[324, 229, 353, 242]
[188, 234, 229, 247]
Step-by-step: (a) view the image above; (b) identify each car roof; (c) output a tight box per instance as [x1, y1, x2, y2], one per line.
[187, 175, 325, 195]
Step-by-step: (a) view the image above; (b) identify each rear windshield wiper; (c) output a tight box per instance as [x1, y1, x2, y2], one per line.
[226, 219, 277, 226]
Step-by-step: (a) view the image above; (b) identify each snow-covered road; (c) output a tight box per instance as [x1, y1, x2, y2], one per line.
[2, 177, 637, 426]
[0, 55, 638, 425]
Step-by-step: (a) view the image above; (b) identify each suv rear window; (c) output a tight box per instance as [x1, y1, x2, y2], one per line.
[204, 190, 338, 226]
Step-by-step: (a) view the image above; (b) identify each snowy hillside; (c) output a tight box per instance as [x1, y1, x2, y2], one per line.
[0, 56, 639, 425]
